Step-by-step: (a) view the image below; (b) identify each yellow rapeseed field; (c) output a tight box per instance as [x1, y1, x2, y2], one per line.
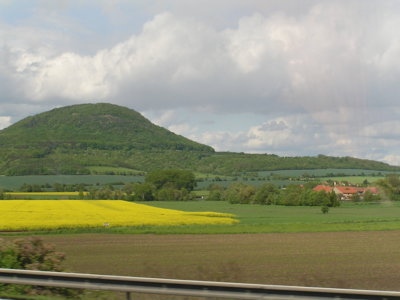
[0, 200, 238, 231]
[6, 192, 84, 196]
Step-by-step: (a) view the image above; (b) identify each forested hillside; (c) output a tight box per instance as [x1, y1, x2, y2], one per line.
[0, 103, 213, 151]
[0, 103, 399, 175]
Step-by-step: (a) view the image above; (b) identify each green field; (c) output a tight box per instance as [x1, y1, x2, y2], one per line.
[128, 201, 400, 234]
[0, 175, 144, 190]
[321, 176, 384, 184]
[0, 173, 305, 191]
[3, 200, 400, 299]
[86, 166, 144, 175]
[196, 178, 307, 189]
[0, 168, 396, 193]
[258, 168, 396, 177]
[3, 200, 398, 235]
[197, 168, 394, 189]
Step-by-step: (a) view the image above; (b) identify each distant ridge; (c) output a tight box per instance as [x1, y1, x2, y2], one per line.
[0, 103, 398, 175]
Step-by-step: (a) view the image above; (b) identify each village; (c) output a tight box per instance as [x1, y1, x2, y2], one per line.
[313, 184, 380, 201]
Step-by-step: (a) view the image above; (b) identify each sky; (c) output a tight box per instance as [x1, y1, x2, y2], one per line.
[1, 0, 400, 165]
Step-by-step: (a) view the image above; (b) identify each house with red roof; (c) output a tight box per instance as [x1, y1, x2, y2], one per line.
[313, 185, 379, 200]
[334, 186, 360, 200]
[313, 185, 333, 193]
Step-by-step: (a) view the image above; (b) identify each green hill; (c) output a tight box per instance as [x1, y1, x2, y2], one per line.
[0, 103, 213, 152]
[0, 103, 399, 175]
[0, 103, 213, 175]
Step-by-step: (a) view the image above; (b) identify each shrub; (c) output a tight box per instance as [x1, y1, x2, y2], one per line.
[0, 237, 63, 271]
[0, 237, 74, 297]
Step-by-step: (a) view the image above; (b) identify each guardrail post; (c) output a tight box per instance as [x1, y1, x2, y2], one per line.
[126, 291, 131, 300]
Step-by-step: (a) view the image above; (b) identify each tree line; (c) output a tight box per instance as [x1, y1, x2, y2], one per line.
[121, 170, 340, 207]
[7, 170, 400, 206]
[206, 182, 340, 207]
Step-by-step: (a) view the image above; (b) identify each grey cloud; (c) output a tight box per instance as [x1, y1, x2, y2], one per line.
[4, 3, 400, 116]
[259, 120, 288, 131]
[2, 1, 400, 164]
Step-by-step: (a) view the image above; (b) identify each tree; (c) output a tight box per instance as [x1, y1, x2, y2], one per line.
[78, 189, 85, 199]
[377, 174, 400, 200]
[53, 183, 64, 192]
[362, 179, 369, 186]
[308, 190, 329, 206]
[253, 183, 278, 205]
[223, 182, 255, 204]
[350, 193, 361, 202]
[321, 205, 329, 214]
[363, 190, 381, 202]
[132, 183, 155, 201]
[327, 191, 340, 207]
[386, 174, 400, 187]
[145, 169, 196, 191]
[280, 185, 303, 206]
[155, 187, 191, 201]
[239, 185, 257, 204]
[207, 184, 224, 201]
[20, 183, 33, 192]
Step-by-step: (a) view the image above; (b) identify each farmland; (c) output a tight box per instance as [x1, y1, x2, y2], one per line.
[257, 168, 391, 177]
[2, 198, 400, 299]
[0, 175, 144, 190]
[0, 168, 395, 191]
[38, 230, 400, 292]
[6, 192, 82, 196]
[131, 201, 400, 234]
[0, 200, 237, 231]
[2, 200, 400, 234]
[2, 172, 400, 299]
[322, 176, 383, 184]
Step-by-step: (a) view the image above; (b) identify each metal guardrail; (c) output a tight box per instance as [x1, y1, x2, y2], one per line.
[1, 268, 400, 299]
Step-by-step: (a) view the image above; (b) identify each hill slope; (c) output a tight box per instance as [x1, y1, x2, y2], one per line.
[0, 103, 399, 175]
[0, 103, 213, 175]
[0, 103, 213, 152]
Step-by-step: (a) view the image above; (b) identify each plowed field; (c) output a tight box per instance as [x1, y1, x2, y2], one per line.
[41, 230, 400, 291]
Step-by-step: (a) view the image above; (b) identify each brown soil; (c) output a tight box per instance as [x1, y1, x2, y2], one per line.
[32, 231, 400, 292]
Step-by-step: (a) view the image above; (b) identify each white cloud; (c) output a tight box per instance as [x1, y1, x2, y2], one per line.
[1, 1, 400, 164]
[0, 117, 11, 130]
[382, 155, 400, 166]
[192, 131, 239, 152]
[3, 4, 400, 115]
[360, 121, 400, 139]
[149, 110, 179, 128]
[168, 123, 198, 136]
[191, 114, 327, 155]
